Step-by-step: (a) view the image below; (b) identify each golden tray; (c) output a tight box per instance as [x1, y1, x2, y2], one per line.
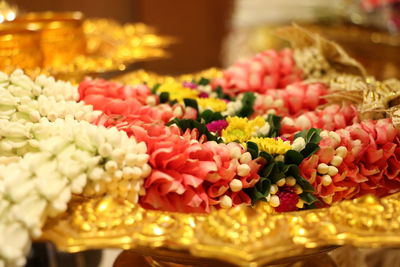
[41, 193, 400, 266]
[0, 13, 174, 81]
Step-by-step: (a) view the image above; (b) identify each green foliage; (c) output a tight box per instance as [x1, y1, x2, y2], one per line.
[294, 128, 322, 158]
[265, 114, 282, 137]
[151, 83, 161, 94]
[199, 110, 224, 124]
[183, 98, 199, 112]
[246, 141, 259, 160]
[284, 150, 304, 165]
[167, 118, 223, 143]
[236, 92, 256, 118]
[215, 85, 232, 101]
[198, 77, 210, 86]
[159, 92, 170, 103]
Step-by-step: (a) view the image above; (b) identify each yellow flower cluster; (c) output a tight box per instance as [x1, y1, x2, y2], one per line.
[221, 116, 267, 143]
[197, 97, 227, 112]
[247, 137, 292, 155]
[158, 81, 199, 102]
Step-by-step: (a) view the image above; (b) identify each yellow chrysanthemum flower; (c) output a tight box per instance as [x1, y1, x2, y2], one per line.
[158, 81, 199, 102]
[222, 117, 252, 143]
[222, 116, 271, 143]
[249, 116, 266, 129]
[197, 97, 227, 112]
[247, 137, 292, 155]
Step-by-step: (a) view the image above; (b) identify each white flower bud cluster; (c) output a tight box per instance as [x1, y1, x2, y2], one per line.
[318, 131, 348, 204]
[259, 94, 285, 115]
[221, 98, 243, 116]
[0, 70, 99, 124]
[218, 148, 253, 209]
[34, 74, 79, 101]
[0, 118, 150, 267]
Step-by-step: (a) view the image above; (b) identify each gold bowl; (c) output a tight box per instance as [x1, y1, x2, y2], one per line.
[11, 11, 86, 68]
[0, 13, 173, 81]
[0, 27, 41, 70]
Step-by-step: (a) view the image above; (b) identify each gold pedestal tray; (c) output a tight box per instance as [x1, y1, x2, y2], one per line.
[0, 14, 174, 82]
[40, 193, 400, 267]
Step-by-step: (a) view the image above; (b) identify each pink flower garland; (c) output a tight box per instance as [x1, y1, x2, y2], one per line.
[213, 49, 303, 96]
[79, 78, 197, 123]
[300, 119, 400, 204]
[252, 82, 328, 118]
[281, 104, 360, 136]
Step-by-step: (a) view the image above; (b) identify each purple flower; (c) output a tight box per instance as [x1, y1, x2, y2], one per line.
[198, 92, 209, 98]
[206, 119, 228, 134]
[182, 81, 197, 89]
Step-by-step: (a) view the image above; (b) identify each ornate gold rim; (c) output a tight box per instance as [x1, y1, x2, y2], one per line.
[40, 192, 400, 266]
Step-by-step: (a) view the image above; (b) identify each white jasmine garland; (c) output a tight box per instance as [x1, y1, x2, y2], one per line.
[0, 118, 151, 267]
[0, 70, 100, 123]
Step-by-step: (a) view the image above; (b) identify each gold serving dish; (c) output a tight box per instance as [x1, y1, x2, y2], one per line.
[0, 12, 174, 81]
[41, 193, 400, 266]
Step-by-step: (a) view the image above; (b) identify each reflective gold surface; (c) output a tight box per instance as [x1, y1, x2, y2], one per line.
[0, 14, 173, 81]
[0, 28, 41, 69]
[11, 12, 86, 68]
[40, 192, 400, 266]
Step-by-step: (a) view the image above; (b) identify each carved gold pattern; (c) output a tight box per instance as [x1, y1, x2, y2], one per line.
[41, 193, 400, 266]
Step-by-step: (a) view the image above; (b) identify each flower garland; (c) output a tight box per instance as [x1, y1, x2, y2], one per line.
[0, 118, 150, 267]
[3, 30, 400, 266]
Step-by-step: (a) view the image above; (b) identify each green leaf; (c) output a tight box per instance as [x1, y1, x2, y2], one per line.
[308, 128, 322, 144]
[284, 150, 304, 165]
[215, 86, 232, 100]
[246, 141, 259, 159]
[265, 114, 282, 137]
[295, 128, 322, 144]
[151, 83, 161, 94]
[269, 164, 285, 183]
[167, 118, 223, 143]
[236, 92, 256, 117]
[259, 151, 274, 162]
[183, 98, 199, 112]
[198, 77, 210, 86]
[299, 192, 318, 204]
[159, 92, 169, 103]
[200, 110, 224, 124]
[281, 164, 300, 177]
[261, 162, 274, 178]
[245, 177, 271, 204]
[295, 176, 315, 192]
[301, 143, 320, 158]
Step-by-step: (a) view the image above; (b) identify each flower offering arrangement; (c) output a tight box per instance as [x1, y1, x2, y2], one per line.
[2, 25, 400, 266]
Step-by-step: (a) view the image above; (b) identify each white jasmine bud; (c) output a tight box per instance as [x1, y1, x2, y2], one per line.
[237, 164, 251, 176]
[229, 179, 243, 192]
[220, 195, 233, 209]
[328, 166, 338, 176]
[269, 195, 280, 207]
